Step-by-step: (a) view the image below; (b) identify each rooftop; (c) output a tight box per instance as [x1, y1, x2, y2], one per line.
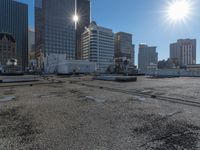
[0, 75, 200, 149]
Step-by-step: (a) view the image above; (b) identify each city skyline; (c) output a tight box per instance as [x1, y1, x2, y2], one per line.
[18, 0, 200, 64]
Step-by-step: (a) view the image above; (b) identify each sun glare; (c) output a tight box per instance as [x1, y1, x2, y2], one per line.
[73, 14, 79, 22]
[167, 0, 191, 23]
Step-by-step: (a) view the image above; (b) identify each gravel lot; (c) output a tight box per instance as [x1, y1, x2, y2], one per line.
[0, 76, 200, 150]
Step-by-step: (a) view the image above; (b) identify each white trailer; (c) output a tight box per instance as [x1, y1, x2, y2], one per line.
[57, 60, 96, 74]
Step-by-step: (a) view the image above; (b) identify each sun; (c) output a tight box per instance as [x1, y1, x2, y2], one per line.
[73, 14, 79, 22]
[167, 0, 191, 22]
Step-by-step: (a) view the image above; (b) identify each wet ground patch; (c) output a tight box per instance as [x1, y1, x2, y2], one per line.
[0, 107, 40, 146]
[132, 113, 200, 150]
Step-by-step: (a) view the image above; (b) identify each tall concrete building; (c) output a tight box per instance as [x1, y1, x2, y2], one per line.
[138, 44, 158, 73]
[0, 0, 28, 71]
[35, 0, 90, 70]
[114, 32, 134, 64]
[170, 39, 196, 67]
[81, 21, 115, 71]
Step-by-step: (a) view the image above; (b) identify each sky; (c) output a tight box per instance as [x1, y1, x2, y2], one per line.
[18, 0, 200, 64]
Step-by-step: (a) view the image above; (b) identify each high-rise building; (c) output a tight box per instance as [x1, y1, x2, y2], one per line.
[76, 0, 90, 59]
[114, 32, 134, 64]
[131, 44, 135, 65]
[28, 29, 35, 53]
[28, 29, 36, 69]
[81, 21, 115, 71]
[0, 0, 28, 71]
[170, 39, 196, 67]
[0, 33, 16, 67]
[138, 44, 158, 73]
[35, 0, 90, 70]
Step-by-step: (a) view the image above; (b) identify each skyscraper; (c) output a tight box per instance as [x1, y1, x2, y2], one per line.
[114, 32, 134, 64]
[76, 0, 90, 59]
[35, 0, 90, 70]
[170, 39, 196, 67]
[28, 29, 36, 69]
[81, 21, 115, 71]
[28, 29, 35, 54]
[138, 44, 158, 73]
[131, 44, 135, 65]
[0, 0, 28, 71]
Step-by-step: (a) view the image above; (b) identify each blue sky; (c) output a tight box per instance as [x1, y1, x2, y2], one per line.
[18, 0, 200, 63]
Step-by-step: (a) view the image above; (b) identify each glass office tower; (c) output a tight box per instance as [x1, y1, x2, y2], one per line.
[76, 0, 90, 59]
[0, 0, 28, 71]
[35, 0, 90, 69]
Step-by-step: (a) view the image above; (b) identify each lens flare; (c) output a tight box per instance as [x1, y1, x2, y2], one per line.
[73, 14, 79, 22]
[166, 0, 192, 23]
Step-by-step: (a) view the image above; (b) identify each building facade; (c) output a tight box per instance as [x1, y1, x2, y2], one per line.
[28, 29, 36, 69]
[0, 33, 16, 67]
[76, 0, 90, 59]
[131, 44, 135, 65]
[81, 21, 115, 71]
[138, 44, 158, 73]
[0, 0, 28, 71]
[158, 58, 179, 69]
[114, 32, 134, 64]
[28, 29, 35, 54]
[35, 0, 90, 70]
[170, 39, 196, 67]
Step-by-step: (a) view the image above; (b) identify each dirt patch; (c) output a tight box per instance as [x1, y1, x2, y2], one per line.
[132, 113, 200, 150]
[69, 89, 85, 98]
[0, 107, 40, 145]
[3, 88, 15, 95]
[69, 89, 80, 94]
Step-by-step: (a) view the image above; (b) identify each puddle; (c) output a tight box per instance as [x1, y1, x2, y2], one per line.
[0, 96, 15, 102]
[141, 90, 153, 94]
[129, 96, 146, 102]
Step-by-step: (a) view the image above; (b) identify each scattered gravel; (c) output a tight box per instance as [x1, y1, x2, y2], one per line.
[0, 76, 200, 149]
[132, 113, 200, 150]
